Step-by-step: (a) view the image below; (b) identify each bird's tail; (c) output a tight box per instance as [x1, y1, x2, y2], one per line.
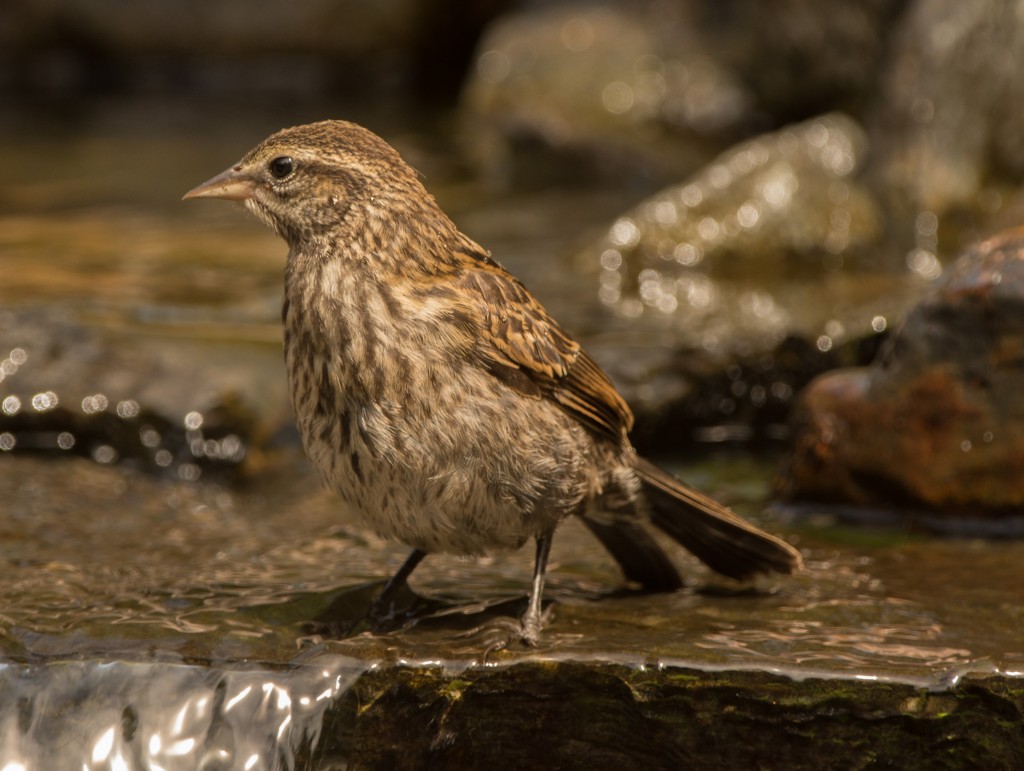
[633, 456, 802, 580]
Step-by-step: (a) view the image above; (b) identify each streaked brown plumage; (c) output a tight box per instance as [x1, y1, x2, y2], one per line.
[184, 120, 801, 644]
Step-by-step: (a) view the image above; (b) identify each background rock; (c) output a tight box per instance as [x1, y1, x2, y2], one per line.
[566, 113, 914, 447]
[459, 0, 906, 185]
[778, 228, 1024, 512]
[460, 1, 753, 185]
[0, 307, 275, 480]
[870, 0, 1024, 221]
[578, 113, 887, 348]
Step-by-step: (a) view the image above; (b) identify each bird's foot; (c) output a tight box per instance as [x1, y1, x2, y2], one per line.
[445, 600, 555, 658]
[520, 613, 542, 647]
[519, 600, 555, 647]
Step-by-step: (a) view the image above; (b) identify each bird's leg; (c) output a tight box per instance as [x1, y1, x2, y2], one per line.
[520, 532, 554, 645]
[369, 548, 427, 623]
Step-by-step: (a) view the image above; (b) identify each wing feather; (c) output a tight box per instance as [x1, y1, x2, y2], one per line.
[452, 240, 633, 444]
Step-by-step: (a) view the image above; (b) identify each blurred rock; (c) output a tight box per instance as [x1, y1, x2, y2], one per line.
[460, 0, 903, 185]
[778, 228, 1024, 512]
[0, 307, 279, 480]
[567, 113, 928, 448]
[460, 1, 754, 184]
[702, 0, 904, 120]
[580, 113, 898, 351]
[618, 332, 889, 451]
[871, 0, 1024, 220]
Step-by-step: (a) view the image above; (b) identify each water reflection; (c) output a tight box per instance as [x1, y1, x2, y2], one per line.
[697, 604, 973, 674]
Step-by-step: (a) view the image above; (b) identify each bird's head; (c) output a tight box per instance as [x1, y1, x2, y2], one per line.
[184, 120, 440, 252]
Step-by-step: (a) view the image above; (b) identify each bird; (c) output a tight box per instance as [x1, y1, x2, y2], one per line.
[183, 119, 801, 644]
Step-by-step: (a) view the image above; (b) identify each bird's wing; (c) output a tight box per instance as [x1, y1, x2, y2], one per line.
[452, 239, 634, 444]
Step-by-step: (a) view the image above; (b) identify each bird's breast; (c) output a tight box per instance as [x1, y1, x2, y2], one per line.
[281, 263, 469, 468]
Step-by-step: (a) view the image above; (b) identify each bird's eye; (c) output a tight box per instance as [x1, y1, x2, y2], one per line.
[269, 156, 294, 179]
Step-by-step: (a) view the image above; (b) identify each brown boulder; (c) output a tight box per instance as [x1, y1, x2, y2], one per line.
[778, 228, 1024, 511]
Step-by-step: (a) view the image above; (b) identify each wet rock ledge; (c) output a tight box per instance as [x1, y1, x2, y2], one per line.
[4, 651, 1023, 768]
[312, 661, 1024, 770]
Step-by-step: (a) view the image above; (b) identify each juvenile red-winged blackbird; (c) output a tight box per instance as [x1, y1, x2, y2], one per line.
[184, 120, 801, 644]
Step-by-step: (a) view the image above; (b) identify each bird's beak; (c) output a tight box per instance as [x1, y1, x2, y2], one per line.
[182, 165, 257, 201]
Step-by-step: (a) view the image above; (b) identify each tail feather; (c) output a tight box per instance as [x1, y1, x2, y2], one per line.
[633, 456, 802, 580]
[581, 516, 684, 592]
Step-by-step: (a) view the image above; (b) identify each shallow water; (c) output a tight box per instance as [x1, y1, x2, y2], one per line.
[2, 108, 1023, 767]
[2, 450, 1023, 767]
[0, 107, 632, 336]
